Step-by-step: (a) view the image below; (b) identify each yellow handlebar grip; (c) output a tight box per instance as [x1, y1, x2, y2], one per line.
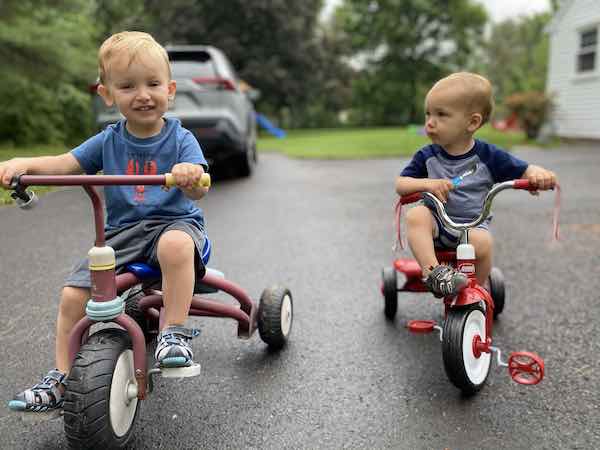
[198, 173, 211, 188]
[165, 173, 175, 187]
[164, 173, 211, 189]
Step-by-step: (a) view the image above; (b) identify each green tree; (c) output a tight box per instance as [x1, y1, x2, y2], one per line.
[481, 12, 552, 112]
[0, 0, 98, 145]
[335, 0, 487, 125]
[135, 0, 351, 127]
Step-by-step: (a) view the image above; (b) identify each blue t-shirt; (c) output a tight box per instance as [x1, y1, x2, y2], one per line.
[71, 118, 208, 230]
[400, 139, 528, 222]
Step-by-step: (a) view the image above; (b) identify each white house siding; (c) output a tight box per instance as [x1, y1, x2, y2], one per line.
[547, 0, 600, 139]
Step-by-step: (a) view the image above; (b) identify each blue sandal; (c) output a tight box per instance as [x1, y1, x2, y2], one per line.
[155, 326, 200, 367]
[8, 369, 66, 413]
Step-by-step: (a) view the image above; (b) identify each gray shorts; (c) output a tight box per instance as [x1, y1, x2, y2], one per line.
[65, 219, 206, 289]
[431, 210, 491, 249]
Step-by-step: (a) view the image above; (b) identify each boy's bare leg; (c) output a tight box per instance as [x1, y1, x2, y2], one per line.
[469, 228, 493, 285]
[55, 286, 90, 373]
[157, 229, 195, 328]
[405, 205, 438, 277]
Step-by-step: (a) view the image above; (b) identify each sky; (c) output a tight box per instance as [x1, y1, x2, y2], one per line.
[321, 0, 552, 22]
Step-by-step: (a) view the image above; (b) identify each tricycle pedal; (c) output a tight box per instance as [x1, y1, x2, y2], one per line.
[149, 363, 201, 379]
[407, 320, 437, 333]
[160, 363, 201, 378]
[11, 408, 63, 422]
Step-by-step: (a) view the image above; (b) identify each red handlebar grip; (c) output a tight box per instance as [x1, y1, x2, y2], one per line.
[514, 179, 534, 190]
[400, 192, 423, 205]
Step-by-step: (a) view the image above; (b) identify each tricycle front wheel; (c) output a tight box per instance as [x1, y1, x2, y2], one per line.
[442, 305, 491, 395]
[63, 328, 140, 449]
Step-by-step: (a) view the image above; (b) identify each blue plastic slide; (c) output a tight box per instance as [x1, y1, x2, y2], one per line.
[256, 113, 286, 138]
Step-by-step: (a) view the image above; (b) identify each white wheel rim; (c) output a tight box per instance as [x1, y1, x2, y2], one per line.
[462, 309, 491, 385]
[280, 294, 293, 336]
[110, 349, 138, 437]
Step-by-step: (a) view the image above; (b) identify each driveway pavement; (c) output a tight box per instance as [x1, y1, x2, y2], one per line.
[0, 145, 598, 449]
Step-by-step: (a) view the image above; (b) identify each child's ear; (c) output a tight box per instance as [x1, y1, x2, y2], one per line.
[468, 113, 483, 132]
[97, 84, 114, 107]
[168, 80, 176, 100]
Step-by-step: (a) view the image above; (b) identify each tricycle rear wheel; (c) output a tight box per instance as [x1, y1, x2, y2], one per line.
[258, 285, 293, 349]
[382, 267, 398, 319]
[488, 267, 505, 318]
[63, 328, 140, 449]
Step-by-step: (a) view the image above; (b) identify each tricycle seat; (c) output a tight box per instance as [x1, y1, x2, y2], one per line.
[124, 237, 224, 294]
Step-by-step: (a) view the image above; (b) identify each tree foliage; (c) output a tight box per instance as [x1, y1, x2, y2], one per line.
[335, 0, 487, 125]
[481, 12, 552, 112]
[0, 0, 98, 145]
[132, 0, 352, 127]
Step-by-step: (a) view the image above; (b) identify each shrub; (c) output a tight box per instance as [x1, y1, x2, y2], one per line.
[504, 91, 553, 139]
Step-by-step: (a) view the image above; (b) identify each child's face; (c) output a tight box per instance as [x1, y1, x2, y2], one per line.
[98, 51, 175, 137]
[424, 84, 481, 151]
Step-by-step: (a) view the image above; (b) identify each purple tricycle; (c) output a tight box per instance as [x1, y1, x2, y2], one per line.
[9, 173, 293, 449]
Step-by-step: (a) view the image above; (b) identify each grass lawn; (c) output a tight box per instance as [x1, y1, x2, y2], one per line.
[258, 124, 530, 158]
[0, 145, 66, 205]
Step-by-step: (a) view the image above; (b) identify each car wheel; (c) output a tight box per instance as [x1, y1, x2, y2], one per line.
[236, 137, 256, 177]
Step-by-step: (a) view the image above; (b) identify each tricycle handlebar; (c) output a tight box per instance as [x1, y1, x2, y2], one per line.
[15, 173, 211, 188]
[402, 180, 540, 232]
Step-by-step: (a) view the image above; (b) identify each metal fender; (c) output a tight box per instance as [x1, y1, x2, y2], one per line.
[452, 284, 492, 308]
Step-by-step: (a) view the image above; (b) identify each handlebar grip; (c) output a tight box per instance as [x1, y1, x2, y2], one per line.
[164, 172, 211, 189]
[513, 180, 534, 190]
[400, 192, 423, 205]
[514, 179, 555, 191]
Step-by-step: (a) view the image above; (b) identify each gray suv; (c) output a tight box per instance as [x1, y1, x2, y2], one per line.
[92, 45, 258, 177]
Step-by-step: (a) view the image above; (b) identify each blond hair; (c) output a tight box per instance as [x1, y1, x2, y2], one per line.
[98, 31, 171, 83]
[434, 72, 494, 125]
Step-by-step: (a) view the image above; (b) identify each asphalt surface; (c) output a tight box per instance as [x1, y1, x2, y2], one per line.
[0, 146, 598, 449]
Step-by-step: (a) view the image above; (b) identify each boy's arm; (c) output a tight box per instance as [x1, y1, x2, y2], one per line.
[0, 153, 83, 187]
[396, 176, 454, 202]
[521, 164, 557, 191]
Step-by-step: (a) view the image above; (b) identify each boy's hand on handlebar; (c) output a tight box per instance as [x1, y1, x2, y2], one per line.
[524, 165, 557, 194]
[170, 163, 205, 190]
[425, 178, 454, 202]
[0, 159, 27, 188]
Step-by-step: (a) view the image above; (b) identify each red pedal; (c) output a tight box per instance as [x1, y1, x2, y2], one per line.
[407, 320, 437, 333]
[508, 351, 545, 385]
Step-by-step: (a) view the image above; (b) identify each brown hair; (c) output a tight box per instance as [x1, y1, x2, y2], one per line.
[98, 31, 170, 83]
[434, 72, 494, 125]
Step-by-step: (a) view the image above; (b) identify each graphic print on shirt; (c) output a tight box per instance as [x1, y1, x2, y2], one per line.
[126, 159, 157, 203]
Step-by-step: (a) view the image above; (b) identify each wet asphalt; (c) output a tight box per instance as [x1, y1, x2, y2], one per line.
[0, 145, 598, 449]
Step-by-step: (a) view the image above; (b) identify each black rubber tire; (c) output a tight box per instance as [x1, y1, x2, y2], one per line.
[64, 329, 140, 449]
[488, 267, 505, 318]
[123, 287, 158, 338]
[382, 267, 398, 319]
[124, 288, 149, 332]
[258, 285, 293, 350]
[442, 305, 491, 395]
[236, 141, 256, 177]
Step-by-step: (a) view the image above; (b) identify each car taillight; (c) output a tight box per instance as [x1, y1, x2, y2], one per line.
[192, 77, 236, 91]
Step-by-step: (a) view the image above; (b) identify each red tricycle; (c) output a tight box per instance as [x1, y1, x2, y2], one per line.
[8, 173, 293, 449]
[381, 180, 554, 394]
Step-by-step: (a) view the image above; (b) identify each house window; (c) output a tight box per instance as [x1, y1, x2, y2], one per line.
[577, 28, 597, 73]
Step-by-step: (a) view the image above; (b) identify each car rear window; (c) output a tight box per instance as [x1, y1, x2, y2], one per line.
[171, 61, 217, 79]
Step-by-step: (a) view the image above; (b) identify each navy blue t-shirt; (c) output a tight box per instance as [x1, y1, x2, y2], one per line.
[71, 118, 207, 230]
[400, 139, 528, 222]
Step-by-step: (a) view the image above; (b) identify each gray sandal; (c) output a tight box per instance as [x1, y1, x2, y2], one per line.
[8, 369, 66, 412]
